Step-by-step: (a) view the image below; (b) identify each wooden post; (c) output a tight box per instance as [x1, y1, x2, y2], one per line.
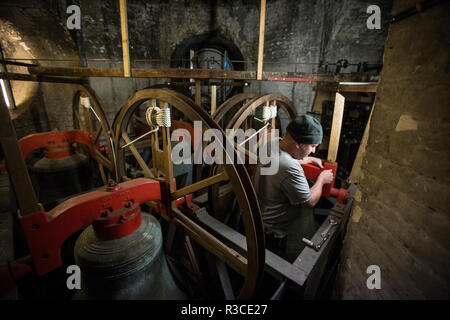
[327, 92, 345, 163]
[210, 85, 216, 115]
[257, 0, 266, 80]
[0, 45, 16, 109]
[195, 80, 201, 107]
[119, 0, 131, 77]
[0, 92, 40, 216]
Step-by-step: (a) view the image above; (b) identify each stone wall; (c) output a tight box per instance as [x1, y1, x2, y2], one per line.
[334, 0, 450, 299]
[74, 0, 391, 122]
[0, 0, 80, 138]
[2, 0, 392, 131]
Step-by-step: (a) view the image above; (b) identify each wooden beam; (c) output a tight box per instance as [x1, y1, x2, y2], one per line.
[338, 83, 377, 92]
[121, 132, 154, 178]
[171, 171, 229, 200]
[0, 92, 41, 216]
[210, 85, 216, 115]
[172, 207, 247, 277]
[314, 83, 378, 93]
[327, 92, 345, 163]
[195, 80, 201, 107]
[27, 66, 371, 82]
[257, 0, 266, 80]
[167, 81, 247, 87]
[0, 47, 16, 109]
[0, 72, 85, 84]
[119, 0, 131, 77]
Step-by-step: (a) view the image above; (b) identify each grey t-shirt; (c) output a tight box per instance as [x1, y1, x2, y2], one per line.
[253, 142, 312, 237]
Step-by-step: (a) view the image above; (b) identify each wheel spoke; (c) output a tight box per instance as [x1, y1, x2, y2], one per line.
[171, 171, 228, 200]
[113, 88, 265, 299]
[121, 132, 154, 178]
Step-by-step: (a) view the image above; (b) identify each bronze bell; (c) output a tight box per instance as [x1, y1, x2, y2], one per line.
[73, 212, 186, 300]
[32, 152, 91, 206]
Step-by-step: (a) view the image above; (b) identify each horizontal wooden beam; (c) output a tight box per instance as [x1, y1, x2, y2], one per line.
[167, 81, 247, 87]
[314, 83, 378, 93]
[0, 72, 85, 84]
[338, 83, 377, 92]
[27, 66, 371, 83]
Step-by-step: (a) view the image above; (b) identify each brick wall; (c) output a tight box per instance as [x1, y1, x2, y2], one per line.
[334, 0, 450, 299]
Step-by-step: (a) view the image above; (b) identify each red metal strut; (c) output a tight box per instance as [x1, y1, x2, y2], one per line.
[19, 178, 163, 276]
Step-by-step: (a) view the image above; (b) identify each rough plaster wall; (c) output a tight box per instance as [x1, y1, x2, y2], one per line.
[0, 0, 80, 137]
[334, 0, 450, 299]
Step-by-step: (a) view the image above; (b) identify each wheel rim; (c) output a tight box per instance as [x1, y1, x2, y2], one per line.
[113, 88, 265, 299]
[72, 84, 118, 182]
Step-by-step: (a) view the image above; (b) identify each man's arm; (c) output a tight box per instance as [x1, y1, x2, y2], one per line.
[298, 156, 323, 168]
[303, 169, 333, 208]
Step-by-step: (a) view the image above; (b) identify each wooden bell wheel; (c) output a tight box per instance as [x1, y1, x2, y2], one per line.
[207, 93, 298, 223]
[112, 88, 265, 299]
[72, 84, 118, 183]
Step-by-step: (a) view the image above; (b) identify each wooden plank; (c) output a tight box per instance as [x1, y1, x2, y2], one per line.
[0, 72, 84, 84]
[27, 66, 371, 82]
[119, 0, 131, 77]
[172, 207, 247, 277]
[315, 83, 378, 93]
[93, 149, 113, 171]
[210, 85, 216, 115]
[168, 81, 247, 87]
[0, 48, 16, 109]
[171, 171, 228, 200]
[195, 80, 201, 107]
[257, 0, 266, 80]
[121, 132, 154, 178]
[0, 95, 40, 216]
[339, 84, 377, 92]
[195, 208, 309, 286]
[327, 92, 345, 163]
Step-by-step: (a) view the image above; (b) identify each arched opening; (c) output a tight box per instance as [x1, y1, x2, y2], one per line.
[170, 33, 245, 110]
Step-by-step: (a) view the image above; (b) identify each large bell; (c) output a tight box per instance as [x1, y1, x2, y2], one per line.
[32, 153, 91, 206]
[73, 212, 186, 300]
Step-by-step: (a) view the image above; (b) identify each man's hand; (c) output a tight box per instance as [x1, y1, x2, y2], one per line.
[318, 169, 334, 184]
[299, 156, 324, 168]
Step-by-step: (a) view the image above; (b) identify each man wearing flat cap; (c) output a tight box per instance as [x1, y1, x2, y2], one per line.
[253, 115, 334, 258]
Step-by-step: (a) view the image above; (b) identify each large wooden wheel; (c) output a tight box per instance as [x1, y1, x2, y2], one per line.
[207, 93, 298, 223]
[72, 84, 118, 183]
[213, 93, 258, 127]
[112, 88, 265, 299]
[226, 93, 297, 131]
